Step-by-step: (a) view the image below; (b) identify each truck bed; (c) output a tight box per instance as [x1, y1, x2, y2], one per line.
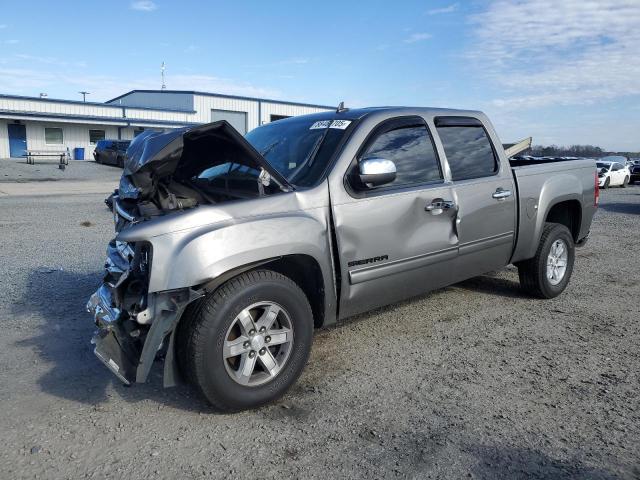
[509, 158, 597, 264]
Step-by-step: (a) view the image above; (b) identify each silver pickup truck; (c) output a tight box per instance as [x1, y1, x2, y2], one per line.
[88, 107, 598, 411]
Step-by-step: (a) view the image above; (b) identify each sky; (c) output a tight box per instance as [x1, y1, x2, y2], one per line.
[1, 0, 639, 150]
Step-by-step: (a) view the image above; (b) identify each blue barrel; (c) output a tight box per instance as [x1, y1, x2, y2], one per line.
[74, 147, 85, 160]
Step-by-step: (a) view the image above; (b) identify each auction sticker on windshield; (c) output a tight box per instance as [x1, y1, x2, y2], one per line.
[310, 120, 331, 129]
[329, 120, 351, 129]
[309, 120, 351, 130]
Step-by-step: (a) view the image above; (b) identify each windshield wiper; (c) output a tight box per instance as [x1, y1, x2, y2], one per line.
[287, 129, 330, 184]
[260, 139, 283, 158]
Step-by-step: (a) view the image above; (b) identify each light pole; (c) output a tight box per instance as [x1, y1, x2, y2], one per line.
[79, 91, 90, 102]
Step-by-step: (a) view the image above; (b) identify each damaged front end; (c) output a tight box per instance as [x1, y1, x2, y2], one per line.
[88, 120, 291, 386]
[87, 239, 202, 385]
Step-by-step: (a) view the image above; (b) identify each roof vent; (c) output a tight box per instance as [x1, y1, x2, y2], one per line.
[336, 101, 349, 113]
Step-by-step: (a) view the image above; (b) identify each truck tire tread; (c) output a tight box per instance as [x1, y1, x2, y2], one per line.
[517, 222, 575, 299]
[176, 269, 312, 412]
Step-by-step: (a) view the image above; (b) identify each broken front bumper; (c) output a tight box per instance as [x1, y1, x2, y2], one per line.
[87, 243, 202, 387]
[87, 285, 137, 385]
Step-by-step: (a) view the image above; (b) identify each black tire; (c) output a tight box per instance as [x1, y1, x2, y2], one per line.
[621, 176, 629, 188]
[94, 154, 101, 164]
[177, 270, 313, 412]
[117, 156, 124, 168]
[602, 177, 610, 189]
[517, 223, 575, 299]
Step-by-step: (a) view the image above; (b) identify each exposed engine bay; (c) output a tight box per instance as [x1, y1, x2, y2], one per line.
[107, 120, 291, 231]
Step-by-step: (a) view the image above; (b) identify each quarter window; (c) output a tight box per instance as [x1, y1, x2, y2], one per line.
[359, 122, 442, 188]
[45, 127, 63, 145]
[436, 125, 497, 180]
[89, 129, 106, 145]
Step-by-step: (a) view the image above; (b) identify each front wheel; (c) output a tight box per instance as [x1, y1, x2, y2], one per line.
[177, 270, 313, 412]
[621, 176, 629, 188]
[517, 223, 575, 299]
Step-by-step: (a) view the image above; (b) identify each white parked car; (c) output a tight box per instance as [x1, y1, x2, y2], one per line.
[597, 161, 630, 188]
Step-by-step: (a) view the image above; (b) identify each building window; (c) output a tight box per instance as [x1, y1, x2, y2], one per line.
[89, 129, 106, 145]
[45, 127, 63, 145]
[270, 114, 290, 122]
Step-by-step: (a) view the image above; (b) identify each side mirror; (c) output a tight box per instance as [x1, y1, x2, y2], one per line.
[358, 158, 396, 188]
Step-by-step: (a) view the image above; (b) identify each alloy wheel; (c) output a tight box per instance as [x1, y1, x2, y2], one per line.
[546, 239, 568, 286]
[222, 301, 294, 386]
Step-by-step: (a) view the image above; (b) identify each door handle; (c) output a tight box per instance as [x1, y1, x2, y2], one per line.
[425, 199, 455, 214]
[492, 188, 512, 200]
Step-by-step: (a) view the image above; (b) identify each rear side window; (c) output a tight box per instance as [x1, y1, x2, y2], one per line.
[359, 120, 442, 188]
[436, 122, 498, 181]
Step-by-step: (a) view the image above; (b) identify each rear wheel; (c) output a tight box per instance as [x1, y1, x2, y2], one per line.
[517, 223, 575, 299]
[621, 176, 629, 188]
[602, 177, 610, 189]
[177, 270, 313, 412]
[117, 156, 124, 168]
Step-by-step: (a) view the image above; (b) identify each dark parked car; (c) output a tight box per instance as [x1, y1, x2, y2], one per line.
[630, 163, 640, 184]
[93, 140, 130, 167]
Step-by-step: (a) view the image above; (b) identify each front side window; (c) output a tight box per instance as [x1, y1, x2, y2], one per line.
[45, 127, 63, 145]
[89, 129, 106, 145]
[358, 121, 442, 188]
[436, 123, 497, 181]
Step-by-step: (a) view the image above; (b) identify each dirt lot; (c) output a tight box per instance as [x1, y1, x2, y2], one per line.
[0, 160, 638, 479]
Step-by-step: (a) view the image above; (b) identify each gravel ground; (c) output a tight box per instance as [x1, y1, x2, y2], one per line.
[0, 166, 638, 479]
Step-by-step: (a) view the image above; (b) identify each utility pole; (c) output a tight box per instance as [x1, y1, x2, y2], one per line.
[79, 91, 90, 102]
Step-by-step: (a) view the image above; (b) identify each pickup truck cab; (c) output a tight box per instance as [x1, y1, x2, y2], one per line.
[88, 107, 598, 411]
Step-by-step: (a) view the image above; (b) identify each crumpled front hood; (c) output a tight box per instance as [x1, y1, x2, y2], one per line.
[120, 120, 292, 199]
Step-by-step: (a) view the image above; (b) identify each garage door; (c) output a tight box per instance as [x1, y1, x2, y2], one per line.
[211, 109, 247, 135]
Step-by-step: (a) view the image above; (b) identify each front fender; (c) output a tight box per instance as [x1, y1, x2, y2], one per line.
[147, 212, 332, 293]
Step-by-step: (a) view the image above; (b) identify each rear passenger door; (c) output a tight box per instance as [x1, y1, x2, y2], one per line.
[434, 116, 516, 282]
[332, 116, 459, 318]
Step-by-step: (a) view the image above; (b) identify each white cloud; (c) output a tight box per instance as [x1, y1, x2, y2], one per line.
[130, 1, 157, 12]
[14, 54, 86, 67]
[167, 74, 280, 99]
[468, 0, 640, 110]
[277, 57, 309, 65]
[404, 32, 432, 44]
[426, 3, 458, 15]
[0, 66, 280, 102]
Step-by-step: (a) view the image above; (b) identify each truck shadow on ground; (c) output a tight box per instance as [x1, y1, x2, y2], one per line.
[453, 273, 530, 299]
[597, 201, 640, 215]
[13, 268, 210, 412]
[467, 444, 620, 480]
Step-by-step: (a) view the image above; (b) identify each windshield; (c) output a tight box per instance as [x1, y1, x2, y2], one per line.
[596, 162, 610, 170]
[245, 117, 351, 188]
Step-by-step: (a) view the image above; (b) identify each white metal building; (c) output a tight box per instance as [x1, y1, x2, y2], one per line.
[0, 90, 333, 159]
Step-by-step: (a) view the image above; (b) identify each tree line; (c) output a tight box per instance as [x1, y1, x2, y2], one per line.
[527, 145, 639, 159]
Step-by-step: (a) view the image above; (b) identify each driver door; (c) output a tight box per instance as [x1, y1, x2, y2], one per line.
[331, 116, 459, 319]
